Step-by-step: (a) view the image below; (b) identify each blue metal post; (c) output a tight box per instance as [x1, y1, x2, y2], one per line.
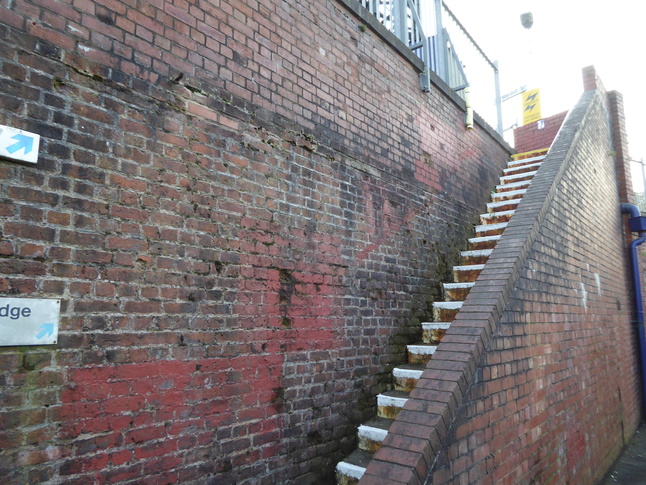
[621, 203, 646, 417]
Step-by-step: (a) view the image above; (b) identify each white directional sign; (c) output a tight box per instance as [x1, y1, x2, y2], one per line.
[0, 298, 60, 346]
[0, 124, 40, 164]
[502, 85, 527, 102]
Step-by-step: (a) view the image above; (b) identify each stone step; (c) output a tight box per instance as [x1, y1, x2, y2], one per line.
[508, 154, 546, 167]
[474, 222, 507, 237]
[453, 263, 485, 282]
[495, 179, 532, 193]
[491, 188, 527, 202]
[422, 322, 451, 344]
[336, 449, 370, 485]
[480, 210, 515, 225]
[433, 301, 463, 322]
[468, 234, 500, 250]
[392, 364, 425, 392]
[499, 170, 538, 185]
[460, 248, 493, 265]
[486, 198, 520, 213]
[377, 390, 409, 419]
[358, 417, 393, 453]
[336, 151, 541, 485]
[503, 161, 542, 176]
[443, 281, 475, 301]
[407, 343, 437, 365]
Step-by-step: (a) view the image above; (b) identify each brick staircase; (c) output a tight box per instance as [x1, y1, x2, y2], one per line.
[335, 151, 548, 484]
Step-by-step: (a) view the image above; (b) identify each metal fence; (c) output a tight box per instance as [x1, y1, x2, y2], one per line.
[434, 1, 502, 133]
[632, 159, 646, 212]
[358, 0, 432, 92]
[358, 0, 502, 133]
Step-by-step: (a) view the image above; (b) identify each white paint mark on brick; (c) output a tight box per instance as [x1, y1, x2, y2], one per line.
[595, 273, 601, 295]
[580, 282, 588, 310]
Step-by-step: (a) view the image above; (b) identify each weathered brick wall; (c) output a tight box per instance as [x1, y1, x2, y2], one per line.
[513, 110, 568, 154]
[0, 0, 511, 483]
[429, 85, 642, 483]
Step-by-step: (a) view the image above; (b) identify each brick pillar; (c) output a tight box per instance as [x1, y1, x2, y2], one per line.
[583, 65, 599, 92]
[608, 90, 634, 205]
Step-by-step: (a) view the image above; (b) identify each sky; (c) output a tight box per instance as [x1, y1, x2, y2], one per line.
[442, 0, 646, 188]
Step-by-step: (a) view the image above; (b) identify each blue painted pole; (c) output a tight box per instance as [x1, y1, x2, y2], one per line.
[621, 203, 646, 417]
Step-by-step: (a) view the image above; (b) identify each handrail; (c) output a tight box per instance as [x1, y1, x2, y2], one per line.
[442, 2, 497, 70]
[433, 0, 502, 133]
[356, 0, 502, 133]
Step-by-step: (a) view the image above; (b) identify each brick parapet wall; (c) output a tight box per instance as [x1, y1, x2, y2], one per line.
[513, 111, 568, 154]
[608, 90, 634, 206]
[0, 0, 512, 483]
[430, 84, 642, 482]
[360, 77, 642, 483]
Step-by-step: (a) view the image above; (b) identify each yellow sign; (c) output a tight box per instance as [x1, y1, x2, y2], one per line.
[522, 88, 542, 125]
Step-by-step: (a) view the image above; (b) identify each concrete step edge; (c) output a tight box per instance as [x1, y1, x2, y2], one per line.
[422, 322, 452, 329]
[468, 235, 501, 244]
[507, 154, 546, 166]
[453, 264, 486, 271]
[443, 282, 475, 289]
[487, 199, 520, 211]
[336, 461, 366, 480]
[377, 393, 409, 408]
[407, 344, 438, 354]
[433, 301, 463, 310]
[358, 424, 389, 442]
[475, 222, 508, 233]
[503, 161, 542, 174]
[492, 188, 527, 200]
[500, 170, 537, 183]
[460, 249, 493, 257]
[480, 209, 515, 220]
[495, 179, 531, 191]
[393, 367, 424, 379]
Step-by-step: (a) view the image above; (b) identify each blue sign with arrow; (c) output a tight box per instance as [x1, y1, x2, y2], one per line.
[36, 323, 56, 340]
[7, 133, 35, 155]
[0, 124, 40, 164]
[0, 298, 60, 346]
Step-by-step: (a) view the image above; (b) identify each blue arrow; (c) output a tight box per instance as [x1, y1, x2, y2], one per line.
[36, 323, 55, 339]
[7, 134, 34, 155]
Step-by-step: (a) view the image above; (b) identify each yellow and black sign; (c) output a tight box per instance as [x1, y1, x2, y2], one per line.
[522, 88, 542, 125]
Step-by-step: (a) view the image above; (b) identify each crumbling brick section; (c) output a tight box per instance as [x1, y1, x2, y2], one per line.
[360, 68, 642, 484]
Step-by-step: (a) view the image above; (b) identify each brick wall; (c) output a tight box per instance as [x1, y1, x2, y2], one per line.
[428, 81, 642, 483]
[0, 0, 511, 483]
[513, 110, 568, 153]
